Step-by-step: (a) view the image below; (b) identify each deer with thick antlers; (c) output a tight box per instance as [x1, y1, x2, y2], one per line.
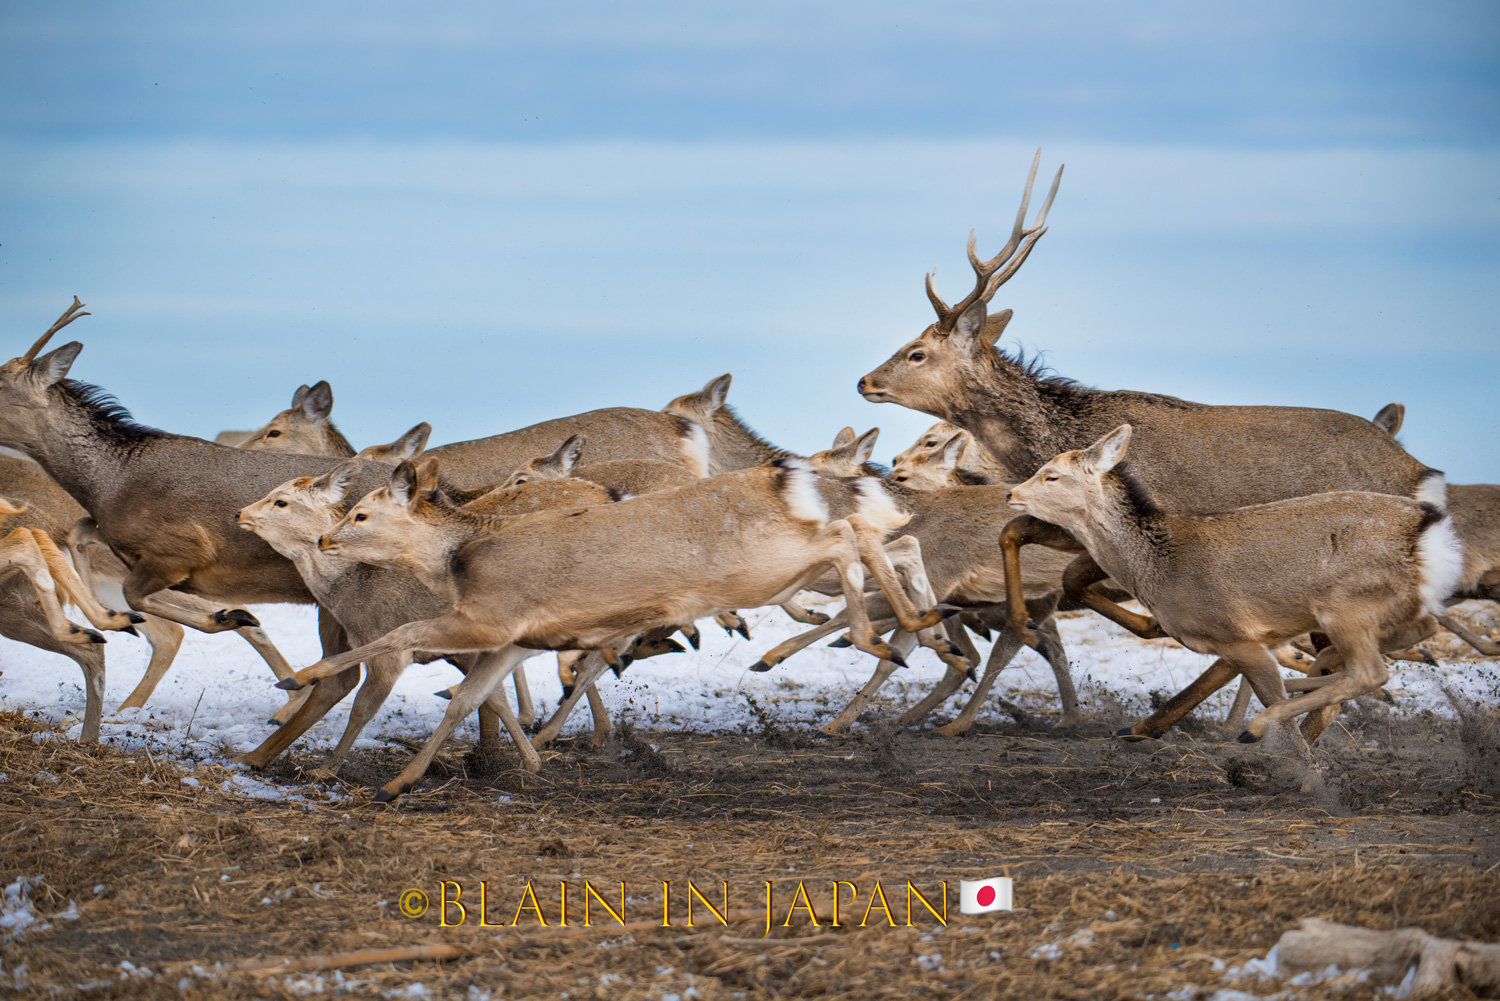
[857, 152, 1445, 738]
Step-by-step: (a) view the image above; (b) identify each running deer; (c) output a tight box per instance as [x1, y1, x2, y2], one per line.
[278, 456, 944, 800]
[234, 462, 547, 776]
[856, 153, 1444, 725]
[233, 380, 433, 464]
[1005, 425, 1462, 760]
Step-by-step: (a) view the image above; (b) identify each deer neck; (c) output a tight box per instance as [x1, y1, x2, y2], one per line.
[1061, 471, 1174, 602]
[705, 407, 792, 473]
[21, 383, 155, 515]
[948, 358, 1086, 477]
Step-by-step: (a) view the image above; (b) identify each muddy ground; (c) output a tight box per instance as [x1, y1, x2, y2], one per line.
[1, 692, 1497, 1000]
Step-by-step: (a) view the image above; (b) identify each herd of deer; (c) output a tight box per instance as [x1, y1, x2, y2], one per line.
[1, 152, 1495, 802]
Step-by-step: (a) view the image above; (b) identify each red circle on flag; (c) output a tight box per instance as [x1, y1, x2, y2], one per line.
[976, 885, 996, 907]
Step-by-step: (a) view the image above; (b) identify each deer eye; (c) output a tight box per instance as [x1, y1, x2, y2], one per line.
[353, 513, 367, 522]
[513, 477, 527, 486]
[265, 430, 282, 438]
[908, 351, 926, 363]
[273, 499, 287, 508]
[894, 475, 908, 483]
[1044, 475, 1059, 482]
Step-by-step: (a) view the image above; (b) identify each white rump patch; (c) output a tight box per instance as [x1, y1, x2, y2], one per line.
[854, 477, 911, 534]
[1414, 471, 1447, 511]
[1415, 511, 1465, 615]
[778, 459, 829, 525]
[680, 421, 711, 478]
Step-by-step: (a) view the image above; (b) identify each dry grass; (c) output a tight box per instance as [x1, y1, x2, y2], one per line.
[1, 707, 1496, 999]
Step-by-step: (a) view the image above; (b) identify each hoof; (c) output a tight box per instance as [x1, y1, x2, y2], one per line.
[828, 636, 852, 649]
[124, 611, 147, 624]
[433, 689, 453, 700]
[373, 789, 397, 804]
[748, 660, 773, 673]
[121, 625, 140, 637]
[1380, 689, 1396, 705]
[1236, 729, 1261, 744]
[807, 612, 830, 626]
[663, 638, 686, 655]
[939, 606, 963, 620]
[274, 677, 303, 691]
[214, 608, 261, 628]
[681, 628, 701, 651]
[85, 629, 107, 644]
[560, 684, 575, 700]
[734, 623, 752, 641]
[1113, 726, 1148, 743]
[965, 667, 978, 683]
[972, 625, 992, 641]
[265, 717, 282, 727]
[887, 651, 908, 669]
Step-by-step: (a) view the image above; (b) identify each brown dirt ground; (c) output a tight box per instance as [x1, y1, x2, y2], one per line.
[2, 684, 1498, 1001]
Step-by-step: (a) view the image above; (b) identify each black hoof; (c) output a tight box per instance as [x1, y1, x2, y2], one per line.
[734, 623, 752, 641]
[828, 636, 852, 649]
[939, 606, 963, 619]
[1236, 730, 1261, 744]
[86, 629, 107, 644]
[1113, 726, 1147, 743]
[214, 608, 260, 629]
[560, 684, 575, 700]
[121, 625, 140, 637]
[681, 629, 701, 651]
[663, 638, 686, 655]
[125, 611, 146, 624]
[887, 652, 908, 669]
[373, 789, 396, 804]
[749, 660, 773, 673]
[265, 718, 281, 727]
[433, 689, 453, 701]
[274, 677, 303, 691]
[808, 613, 830, 626]
[965, 667, 978, 683]
[972, 626, 992, 641]
[1380, 689, 1396, 705]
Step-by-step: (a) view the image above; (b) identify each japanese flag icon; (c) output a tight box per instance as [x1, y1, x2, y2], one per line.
[959, 876, 1012, 915]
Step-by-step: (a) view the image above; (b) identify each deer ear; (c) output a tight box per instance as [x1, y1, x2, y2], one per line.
[312, 460, 361, 504]
[553, 434, 585, 475]
[980, 309, 1013, 346]
[831, 426, 856, 449]
[396, 422, 431, 459]
[290, 384, 312, 408]
[853, 428, 880, 463]
[34, 342, 83, 386]
[704, 373, 731, 411]
[389, 461, 419, 507]
[413, 456, 441, 492]
[1083, 425, 1132, 473]
[1372, 402, 1404, 437]
[301, 381, 333, 421]
[939, 432, 968, 467]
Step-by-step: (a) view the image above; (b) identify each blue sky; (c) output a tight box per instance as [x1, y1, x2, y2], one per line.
[2, 2, 1497, 480]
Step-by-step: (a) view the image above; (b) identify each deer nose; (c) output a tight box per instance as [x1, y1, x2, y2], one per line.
[1005, 491, 1013, 504]
[856, 376, 868, 394]
[316, 535, 329, 550]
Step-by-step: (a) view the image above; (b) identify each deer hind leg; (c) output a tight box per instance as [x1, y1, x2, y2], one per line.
[751, 601, 868, 672]
[0, 529, 104, 645]
[1436, 613, 1500, 657]
[1036, 617, 1082, 728]
[117, 614, 185, 709]
[878, 532, 968, 669]
[119, 557, 258, 633]
[509, 662, 536, 729]
[29, 530, 142, 633]
[845, 518, 942, 636]
[317, 653, 409, 777]
[235, 667, 360, 770]
[815, 519, 900, 665]
[1119, 658, 1241, 740]
[377, 646, 531, 802]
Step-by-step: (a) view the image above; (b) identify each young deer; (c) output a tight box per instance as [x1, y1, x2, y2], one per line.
[279, 456, 943, 800]
[1005, 425, 1462, 758]
[857, 153, 1444, 725]
[236, 382, 353, 456]
[891, 423, 1014, 485]
[234, 463, 543, 776]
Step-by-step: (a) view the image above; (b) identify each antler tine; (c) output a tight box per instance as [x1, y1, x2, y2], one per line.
[968, 148, 1043, 277]
[22, 296, 89, 361]
[924, 270, 951, 318]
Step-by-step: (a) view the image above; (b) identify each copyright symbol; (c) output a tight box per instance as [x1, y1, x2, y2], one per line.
[398, 888, 429, 920]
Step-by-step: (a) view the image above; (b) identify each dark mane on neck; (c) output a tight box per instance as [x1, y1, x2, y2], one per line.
[997, 345, 1083, 400]
[56, 380, 167, 445]
[1111, 461, 1160, 518]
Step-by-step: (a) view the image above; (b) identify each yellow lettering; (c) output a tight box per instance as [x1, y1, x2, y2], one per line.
[860, 881, 896, 927]
[782, 880, 821, 927]
[585, 880, 626, 927]
[830, 881, 859, 928]
[686, 880, 729, 927]
[439, 881, 466, 927]
[906, 881, 948, 927]
[511, 880, 548, 927]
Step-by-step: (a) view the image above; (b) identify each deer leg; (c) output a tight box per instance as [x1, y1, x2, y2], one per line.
[120, 557, 256, 633]
[29, 530, 142, 633]
[1062, 554, 1165, 639]
[532, 650, 612, 748]
[878, 532, 967, 668]
[845, 518, 942, 635]
[509, 661, 536, 728]
[316, 654, 408, 777]
[715, 611, 751, 640]
[1436, 613, 1500, 657]
[117, 614, 186, 709]
[1243, 629, 1381, 741]
[934, 624, 1028, 737]
[778, 598, 830, 626]
[1118, 658, 1240, 739]
[280, 609, 512, 689]
[1000, 516, 1082, 648]
[819, 520, 901, 665]
[1221, 679, 1256, 738]
[377, 646, 531, 802]
[235, 667, 360, 770]
[820, 629, 921, 735]
[1036, 617, 1082, 728]
[1, 530, 106, 645]
[467, 651, 543, 772]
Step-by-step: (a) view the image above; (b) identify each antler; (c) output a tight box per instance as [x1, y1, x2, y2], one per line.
[926, 150, 1063, 333]
[22, 296, 89, 361]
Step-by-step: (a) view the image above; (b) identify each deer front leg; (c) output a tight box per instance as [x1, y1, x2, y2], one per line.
[821, 629, 920, 735]
[532, 650, 612, 748]
[1000, 516, 1082, 649]
[0, 530, 106, 645]
[236, 667, 360, 770]
[846, 518, 943, 636]
[117, 614, 185, 709]
[1062, 554, 1165, 639]
[1118, 657, 1239, 740]
[120, 557, 258, 633]
[29, 530, 143, 633]
[1436, 613, 1500, 657]
[279, 610, 513, 690]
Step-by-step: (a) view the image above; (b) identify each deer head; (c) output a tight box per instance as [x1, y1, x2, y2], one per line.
[0, 298, 89, 451]
[1006, 424, 1132, 528]
[857, 152, 1061, 419]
